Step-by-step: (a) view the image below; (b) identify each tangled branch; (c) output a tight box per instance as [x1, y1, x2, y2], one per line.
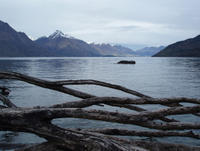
[0, 72, 200, 151]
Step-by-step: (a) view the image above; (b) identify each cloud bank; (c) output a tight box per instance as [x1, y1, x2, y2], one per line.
[0, 0, 199, 46]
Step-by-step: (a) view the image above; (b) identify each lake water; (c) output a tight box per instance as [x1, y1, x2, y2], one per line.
[0, 57, 200, 148]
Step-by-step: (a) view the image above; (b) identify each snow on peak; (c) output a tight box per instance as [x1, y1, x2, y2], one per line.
[49, 30, 75, 39]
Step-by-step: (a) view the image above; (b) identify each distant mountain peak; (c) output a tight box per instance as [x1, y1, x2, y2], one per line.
[135, 46, 165, 56]
[90, 43, 135, 57]
[49, 30, 74, 39]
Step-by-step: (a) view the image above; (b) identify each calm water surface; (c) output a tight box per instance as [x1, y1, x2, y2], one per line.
[0, 57, 200, 147]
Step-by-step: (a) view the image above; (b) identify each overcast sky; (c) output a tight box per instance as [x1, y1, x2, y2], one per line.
[0, 0, 200, 48]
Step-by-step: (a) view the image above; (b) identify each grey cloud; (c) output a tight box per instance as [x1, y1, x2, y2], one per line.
[0, 0, 199, 46]
[113, 25, 139, 32]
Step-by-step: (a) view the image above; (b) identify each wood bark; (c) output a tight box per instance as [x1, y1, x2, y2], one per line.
[0, 72, 200, 151]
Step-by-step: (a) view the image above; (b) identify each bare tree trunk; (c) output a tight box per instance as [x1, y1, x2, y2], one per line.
[0, 72, 200, 151]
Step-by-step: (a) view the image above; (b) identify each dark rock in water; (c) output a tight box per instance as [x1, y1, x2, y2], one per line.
[117, 60, 136, 64]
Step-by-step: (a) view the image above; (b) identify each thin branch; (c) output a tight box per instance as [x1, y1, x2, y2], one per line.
[52, 79, 151, 98]
[0, 72, 152, 99]
[0, 72, 95, 99]
[146, 97, 200, 105]
[49, 97, 200, 109]
[0, 105, 7, 108]
[0, 94, 17, 108]
[88, 128, 200, 139]
[108, 103, 146, 112]
[131, 140, 200, 151]
[0, 86, 10, 92]
[49, 97, 177, 123]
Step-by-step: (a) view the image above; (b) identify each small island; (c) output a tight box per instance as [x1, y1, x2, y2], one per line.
[117, 60, 136, 64]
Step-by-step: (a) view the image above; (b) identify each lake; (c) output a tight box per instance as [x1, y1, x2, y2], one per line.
[0, 57, 200, 147]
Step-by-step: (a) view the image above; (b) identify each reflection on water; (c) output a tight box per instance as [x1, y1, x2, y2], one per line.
[0, 57, 200, 147]
[0, 132, 18, 143]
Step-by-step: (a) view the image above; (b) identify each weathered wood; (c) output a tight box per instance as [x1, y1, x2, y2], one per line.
[52, 79, 150, 98]
[0, 72, 95, 99]
[131, 140, 200, 151]
[0, 86, 10, 96]
[88, 128, 200, 139]
[0, 72, 200, 151]
[0, 93, 17, 108]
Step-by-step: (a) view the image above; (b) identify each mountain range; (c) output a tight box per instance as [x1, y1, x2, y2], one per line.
[134, 46, 165, 56]
[35, 30, 100, 57]
[0, 20, 136, 57]
[90, 43, 135, 57]
[1, 20, 199, 57]
[153, 35, 200, 57]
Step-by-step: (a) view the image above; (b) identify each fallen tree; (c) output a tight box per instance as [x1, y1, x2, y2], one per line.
[0, 72, 200, 151]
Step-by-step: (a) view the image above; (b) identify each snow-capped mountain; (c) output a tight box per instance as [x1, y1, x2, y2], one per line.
[35, 30, 101, 57]
[49, 30, 75, 39]
[0, 19, 141, 57]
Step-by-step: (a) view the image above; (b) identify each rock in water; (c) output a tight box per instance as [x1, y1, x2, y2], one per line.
[117, 60, 136, 64]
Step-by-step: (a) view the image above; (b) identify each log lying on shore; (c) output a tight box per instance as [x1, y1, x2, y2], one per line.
[0, 72, 200, 151]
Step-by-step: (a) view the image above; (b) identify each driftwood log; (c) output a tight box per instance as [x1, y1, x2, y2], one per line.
[0, 72, 200, 151]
